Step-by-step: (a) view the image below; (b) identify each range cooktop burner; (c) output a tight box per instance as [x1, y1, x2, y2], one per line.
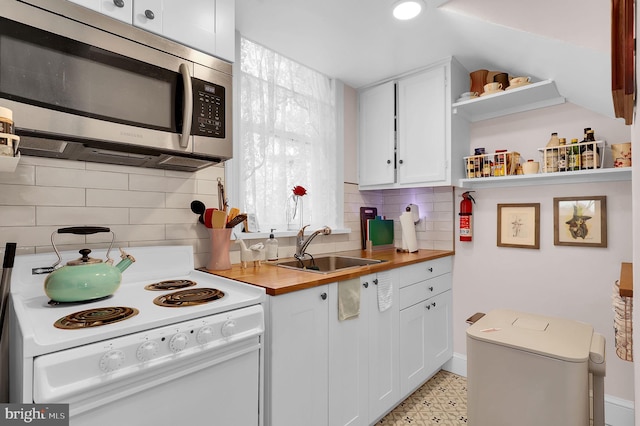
[144, 279, 197, 291]
[54, 307, 140, 329]
[48, 295, 112, 306]
[153, 288, 225, 307]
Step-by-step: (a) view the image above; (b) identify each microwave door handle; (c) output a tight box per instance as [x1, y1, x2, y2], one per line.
[178, 63, 193, 148]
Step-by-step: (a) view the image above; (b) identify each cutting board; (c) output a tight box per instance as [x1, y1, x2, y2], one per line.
[367, 218, 394, 247]
[360, 207, 377, 249]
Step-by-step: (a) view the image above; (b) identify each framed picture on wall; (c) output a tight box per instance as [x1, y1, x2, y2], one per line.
[553, 196, 607, 247]
[497, 203, 540, 249]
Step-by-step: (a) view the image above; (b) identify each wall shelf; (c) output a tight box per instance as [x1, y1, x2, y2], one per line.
[452, 79, 565, 122]
[0, 152, 20, 173]
[458, 167, 631, 188]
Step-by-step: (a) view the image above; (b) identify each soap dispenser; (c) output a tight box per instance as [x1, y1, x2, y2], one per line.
[265, 229, 278, 261]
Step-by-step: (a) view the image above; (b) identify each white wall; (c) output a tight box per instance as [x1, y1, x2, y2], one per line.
[452, 103, 634, 401]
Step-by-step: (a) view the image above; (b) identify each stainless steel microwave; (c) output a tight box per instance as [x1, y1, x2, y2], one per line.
[0, 0, 232, 171]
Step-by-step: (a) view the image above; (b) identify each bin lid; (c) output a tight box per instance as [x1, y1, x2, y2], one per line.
[466, 309, 594, 362]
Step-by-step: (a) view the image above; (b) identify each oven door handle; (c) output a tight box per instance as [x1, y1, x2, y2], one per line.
[178, 63, 193, 149]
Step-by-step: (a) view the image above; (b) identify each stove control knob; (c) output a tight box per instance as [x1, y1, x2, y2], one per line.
[221, 320, 236, 337]
[196, 326, 215, 344]
[169, 333, 189, 352]
[136, 341, 159, 361]
[99, 350, 125, 372]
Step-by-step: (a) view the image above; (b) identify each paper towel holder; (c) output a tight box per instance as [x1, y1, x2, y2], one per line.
[406, 204, 420, 224]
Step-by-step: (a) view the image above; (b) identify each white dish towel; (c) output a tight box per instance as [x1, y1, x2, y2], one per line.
[338, 278, 361, 321]
[377, 271, 393, 312]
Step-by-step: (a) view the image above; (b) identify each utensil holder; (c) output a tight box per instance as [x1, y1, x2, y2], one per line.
[207, 228, 232, 270]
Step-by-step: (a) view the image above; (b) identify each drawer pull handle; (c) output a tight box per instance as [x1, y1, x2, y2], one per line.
[426, 304, 431, 310]
[363, 282, 369, 288]
[373, 279, 379, 285]
[145, 9, 155, 19]
[432, 302, 437, 307]
[113, 0, 125, 7]
[320, 292, 327, 300]
[428, 286, 434, 292]
[427, 267, 433, 272]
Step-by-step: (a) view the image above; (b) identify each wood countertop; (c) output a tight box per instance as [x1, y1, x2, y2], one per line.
[200, 249, 454, 295]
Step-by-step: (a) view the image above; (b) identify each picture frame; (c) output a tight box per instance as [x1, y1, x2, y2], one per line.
[497, 203, 540, 249]
[244, 213, 260, 233]
[553, 196, 607, 247]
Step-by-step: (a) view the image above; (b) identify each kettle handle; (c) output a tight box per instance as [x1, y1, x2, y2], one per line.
[58, 226, 110, 235]
[51, 227, 116, 268]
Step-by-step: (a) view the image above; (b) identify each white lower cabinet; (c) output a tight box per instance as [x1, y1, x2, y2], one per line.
[399, 289, 453, 396]
[264, 257, 453, 426]
[328, 272, 399, 426]
[267, 285, 329, 426]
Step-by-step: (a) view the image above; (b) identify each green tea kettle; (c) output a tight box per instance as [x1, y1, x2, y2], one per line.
[44, 226, 136, 303]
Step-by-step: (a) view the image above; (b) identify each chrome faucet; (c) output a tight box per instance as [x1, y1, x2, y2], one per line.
[295, 225, 332, 258]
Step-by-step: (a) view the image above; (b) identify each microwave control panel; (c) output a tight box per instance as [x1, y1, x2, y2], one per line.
[192, 78, 225, 138]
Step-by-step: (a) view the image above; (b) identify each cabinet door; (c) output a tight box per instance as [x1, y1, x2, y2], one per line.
[397, 65, 447, 185]
[399, 296, 429, 396]
[133, 0, 234, 60]
[68, 0, 132, 23]
[426, 290, 453, 369]
[399, 288, 453, 397]
[367, 272, 399, 422]
[269, 286, 329, 426]
[358, 82, 395, 187]
[328, 279, 369, 426]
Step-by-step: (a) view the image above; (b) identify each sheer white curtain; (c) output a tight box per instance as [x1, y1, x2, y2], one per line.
[238, 38, 338, 232]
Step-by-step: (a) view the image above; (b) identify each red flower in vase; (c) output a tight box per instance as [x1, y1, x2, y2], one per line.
[292, 185, 307, 196]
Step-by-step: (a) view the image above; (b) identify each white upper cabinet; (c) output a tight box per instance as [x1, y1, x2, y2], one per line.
[397, 67, 447, 185]
[358, 81, 395, 187]
[358, 57, 469, 190]
[68, 0, 235, 62]
[68, 0, 132, 22]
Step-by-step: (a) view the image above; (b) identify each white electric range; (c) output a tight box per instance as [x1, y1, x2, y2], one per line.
[9, 245, 265, 426]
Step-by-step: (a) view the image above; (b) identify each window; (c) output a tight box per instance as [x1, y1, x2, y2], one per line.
[233, 38, 341, 233]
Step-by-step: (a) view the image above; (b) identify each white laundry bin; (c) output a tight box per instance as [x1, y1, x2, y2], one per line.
[466, 309, 605, 426]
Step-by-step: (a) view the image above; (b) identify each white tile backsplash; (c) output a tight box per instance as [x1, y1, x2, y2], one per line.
[36, 206, 130, 226]
[0, 159, 453, 267]
[87, 189, 165, 208]
[0, 206, 35, 226]
[35, 167, 129, 189]
[0, 164, 35, 185]
[378, 185, 454, 251]
[0, 184, 85, 206]
[0, 158, 225, 266]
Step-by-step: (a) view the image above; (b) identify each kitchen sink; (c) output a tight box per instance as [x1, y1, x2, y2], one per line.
[276, 255, 384, 274]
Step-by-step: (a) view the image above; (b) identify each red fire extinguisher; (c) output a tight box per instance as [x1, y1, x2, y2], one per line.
[459, 191, 475, 242]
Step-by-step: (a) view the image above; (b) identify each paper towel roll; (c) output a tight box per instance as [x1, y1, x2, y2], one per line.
[400, 212, 418, 253]
[407, 204, 420, 223]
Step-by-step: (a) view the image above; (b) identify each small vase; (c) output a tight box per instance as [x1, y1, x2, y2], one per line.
[287, 194, 304, 231]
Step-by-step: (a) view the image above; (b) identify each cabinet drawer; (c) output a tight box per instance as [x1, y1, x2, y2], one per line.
[399, 273, 451, 311]
[394, 257, 452, 289]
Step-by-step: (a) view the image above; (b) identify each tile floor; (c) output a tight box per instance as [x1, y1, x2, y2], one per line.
[377, 370, 596, 426]
[377, 370, 468, 425]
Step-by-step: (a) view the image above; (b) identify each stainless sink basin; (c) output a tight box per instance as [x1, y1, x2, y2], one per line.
[276, 255, 384, 274]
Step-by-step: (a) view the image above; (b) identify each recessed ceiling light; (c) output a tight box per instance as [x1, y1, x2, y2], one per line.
[393, 0, 424, 20]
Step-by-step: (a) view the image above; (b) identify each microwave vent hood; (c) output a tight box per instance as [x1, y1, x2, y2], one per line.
[17, 130, 219, 172]
[1, 0, 232, 172]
